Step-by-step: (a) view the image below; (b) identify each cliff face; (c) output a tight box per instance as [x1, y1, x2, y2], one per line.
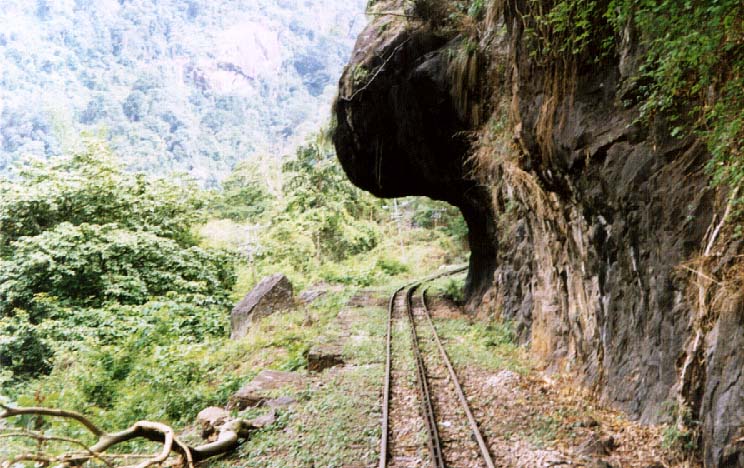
[333, 1, 744, 466]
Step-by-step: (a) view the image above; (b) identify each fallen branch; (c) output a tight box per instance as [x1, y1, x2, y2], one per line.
[1, 405, 258, 467]
[1, 404, 104, 436]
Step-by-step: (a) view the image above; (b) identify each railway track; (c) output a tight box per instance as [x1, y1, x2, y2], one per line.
[380, 270, 495, 468]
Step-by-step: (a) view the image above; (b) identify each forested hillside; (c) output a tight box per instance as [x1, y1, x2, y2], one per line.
[0, 0, 366, 184]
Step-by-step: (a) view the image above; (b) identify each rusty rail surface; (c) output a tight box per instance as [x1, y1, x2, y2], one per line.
[422, 287, 496, 468]
[381, 266, 489, 468]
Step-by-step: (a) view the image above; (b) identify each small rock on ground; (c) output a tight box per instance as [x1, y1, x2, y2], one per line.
[264, 396, 297, 408]
[307, 344, 345, 372]
[229, 370, 305, 410]
[196, 406, 230, 439]
[486, 369, 521, 388]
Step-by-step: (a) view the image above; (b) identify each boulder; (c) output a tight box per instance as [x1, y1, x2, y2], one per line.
[229, 370, 305, 410]
[231, 274, 294, 340]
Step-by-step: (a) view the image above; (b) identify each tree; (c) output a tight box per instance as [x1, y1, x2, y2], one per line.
[0, 139, 236, 380]
[260, 141, 381, 269]
[210, 160, 274, 222]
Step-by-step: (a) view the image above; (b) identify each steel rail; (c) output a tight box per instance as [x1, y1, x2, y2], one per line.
[379, 283, 407, 468]
[406, 284, 446, 468]
[422, 287, 496, 468]
[378, 266, 468, 468]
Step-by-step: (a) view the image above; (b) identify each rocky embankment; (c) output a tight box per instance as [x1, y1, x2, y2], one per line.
[332, 1, 744, 466]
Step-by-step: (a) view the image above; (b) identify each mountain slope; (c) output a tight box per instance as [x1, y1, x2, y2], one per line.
[0, 0, 366, 184]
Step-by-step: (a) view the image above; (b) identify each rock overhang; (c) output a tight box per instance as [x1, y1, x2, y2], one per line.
[332, 12, 498, 301]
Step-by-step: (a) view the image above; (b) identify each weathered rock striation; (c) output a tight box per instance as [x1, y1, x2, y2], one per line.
[333, 1, 743, 465]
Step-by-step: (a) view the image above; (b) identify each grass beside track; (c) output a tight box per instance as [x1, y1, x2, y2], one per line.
[209, 304, 388, 468]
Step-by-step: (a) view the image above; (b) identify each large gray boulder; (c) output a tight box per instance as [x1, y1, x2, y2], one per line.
[230, 274, 294, 340]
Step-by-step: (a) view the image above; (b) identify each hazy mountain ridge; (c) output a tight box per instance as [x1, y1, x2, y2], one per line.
[0, 0, 367, 184]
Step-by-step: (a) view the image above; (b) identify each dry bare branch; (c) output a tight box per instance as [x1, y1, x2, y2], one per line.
[1, 406, 257, 467]
[0, 405, 104, 437]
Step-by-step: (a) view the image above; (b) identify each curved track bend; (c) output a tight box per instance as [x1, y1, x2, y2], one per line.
[380, 269, 495, 468]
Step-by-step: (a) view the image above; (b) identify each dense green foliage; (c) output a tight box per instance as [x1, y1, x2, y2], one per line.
[0, 132, 468, 443]
[410, 197, 469, 242]
[2, 223, 233, 312]
[219, 137, 470, 288]
[266, 142, 381, 267]
[0, 142, 236, 382]
[200, 131, 469, 290]
[0, 0, 366, 183]
[208, 159, 275, 222]
[611, 0, 743, 217]
[0, 142, 235, 318]
[0, 143, 201, 248]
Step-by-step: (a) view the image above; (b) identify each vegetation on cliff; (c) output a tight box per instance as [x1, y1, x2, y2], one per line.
[414, 0, 741, 217]
[511, 0, 742, 217]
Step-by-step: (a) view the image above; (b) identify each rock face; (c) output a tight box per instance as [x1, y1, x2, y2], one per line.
[333, 1, 744, 466]
[230, 274, 294, 340]
[333, 16, 497, 301]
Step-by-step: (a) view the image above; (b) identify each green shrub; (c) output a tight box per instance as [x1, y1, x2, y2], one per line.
[467, 0, 484, 18]
[443, 277, 465, 303]
[255, 140, 382, 274]
[0, 140, 203, 249]
[0, 143, 236, 320]
[376, 257, 409, 276]
[0, 223, 235, 317]
[0, 143, 237, 385]
[0, 313, 53, 379]
[209, 159, 275, 222]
